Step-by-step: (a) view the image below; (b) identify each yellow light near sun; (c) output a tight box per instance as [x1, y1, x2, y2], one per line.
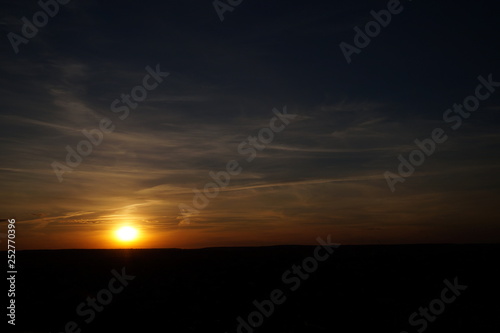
[116, 226, 138, 242]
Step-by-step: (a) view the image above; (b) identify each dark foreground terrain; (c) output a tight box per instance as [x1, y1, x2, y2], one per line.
[4, 244, 500, 333]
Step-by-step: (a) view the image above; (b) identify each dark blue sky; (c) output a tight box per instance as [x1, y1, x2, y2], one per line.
[1, 0, 499, 248]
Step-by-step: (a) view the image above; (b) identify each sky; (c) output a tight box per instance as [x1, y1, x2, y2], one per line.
[0, 0, 499, 249]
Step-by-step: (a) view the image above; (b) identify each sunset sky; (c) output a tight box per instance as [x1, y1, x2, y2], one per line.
[1, 0, 499, 249]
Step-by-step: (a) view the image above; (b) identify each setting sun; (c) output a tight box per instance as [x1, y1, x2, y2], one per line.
[116, 226, 139, 242]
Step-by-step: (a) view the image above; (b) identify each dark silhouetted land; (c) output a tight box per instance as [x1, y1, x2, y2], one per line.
[5, 245, 500, 332]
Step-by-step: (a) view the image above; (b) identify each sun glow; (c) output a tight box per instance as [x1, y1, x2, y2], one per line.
[115, 226, 139, 242]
